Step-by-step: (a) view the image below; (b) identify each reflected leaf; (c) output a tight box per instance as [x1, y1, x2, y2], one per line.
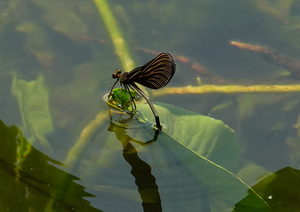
[136, 103, 270, 210]
[0, 119, 102, 211]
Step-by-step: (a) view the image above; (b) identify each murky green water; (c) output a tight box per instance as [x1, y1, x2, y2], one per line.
[0, 0, 300, 211]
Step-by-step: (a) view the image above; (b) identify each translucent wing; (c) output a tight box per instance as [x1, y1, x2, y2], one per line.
[127, 53, 176, 89]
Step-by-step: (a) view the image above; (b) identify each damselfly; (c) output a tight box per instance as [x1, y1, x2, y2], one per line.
[108, 52, 176, 132]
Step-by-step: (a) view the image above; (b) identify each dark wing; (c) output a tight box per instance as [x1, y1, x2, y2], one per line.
[127, 53, 176, 89]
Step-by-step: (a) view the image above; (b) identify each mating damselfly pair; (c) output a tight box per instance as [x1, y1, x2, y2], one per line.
[108, 53, 176, 132]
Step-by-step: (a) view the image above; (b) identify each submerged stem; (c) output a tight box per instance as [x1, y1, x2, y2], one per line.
[152, 84, 300, 97]
[93, 0, 135, 72]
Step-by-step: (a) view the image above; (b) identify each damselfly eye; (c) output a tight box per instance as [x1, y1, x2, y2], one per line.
[112, 69, 121, 79]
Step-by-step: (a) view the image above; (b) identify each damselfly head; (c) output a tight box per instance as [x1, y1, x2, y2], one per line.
[112, 69, 122, 79]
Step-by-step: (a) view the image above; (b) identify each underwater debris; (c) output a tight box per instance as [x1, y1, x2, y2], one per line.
[81, 36, 107, 44]
[230, 41, 300, 79]
[135, 47, 225, 84]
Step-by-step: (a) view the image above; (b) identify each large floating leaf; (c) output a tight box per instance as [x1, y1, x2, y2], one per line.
[138, 102, 239, 169]
[136, 103, 270, 211]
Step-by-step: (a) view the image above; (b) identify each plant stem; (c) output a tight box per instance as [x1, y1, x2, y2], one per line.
[152, 84, 300, 97]
[64, 111, 109, 167]
[93, 0, 135, 72]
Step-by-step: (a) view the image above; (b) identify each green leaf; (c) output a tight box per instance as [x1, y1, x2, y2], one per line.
[0, 119, 102, 212]
[11, 73, 54, 149]
[137, 102, 270, 211]
[107, 88, 137, 111]
[236, 167, 300, 211]
[138, 102, 239, 169]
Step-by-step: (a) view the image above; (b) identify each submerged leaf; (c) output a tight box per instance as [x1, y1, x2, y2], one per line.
[16, 21, 54, 69]
[11, 73, 54, 149]
[29, 0, 88, 40]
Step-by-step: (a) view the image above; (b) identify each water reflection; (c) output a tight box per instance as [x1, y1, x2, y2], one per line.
[108, 108, 159, 146]
[108, 121, 162, 211]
